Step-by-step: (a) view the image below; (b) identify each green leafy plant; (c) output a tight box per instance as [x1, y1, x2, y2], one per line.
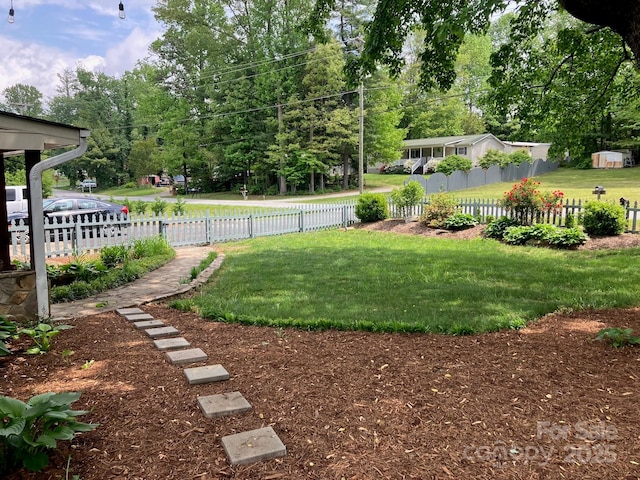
[61, 349, 75, 365]
[478, 149, 510, 169]
[19, 323, 73, 355]
[81, 360, 95, 370]
[0, 392, 98, 474]
[582, 201, 627, 236]
[355, 193, 390, 223]
[435, 154, 472, 175]
[508, 150, 532, 165]
[419, 192, 458, 228]
[483, 216, 521, 239]
[129, 199, 148, 214]
[0, 316, 18, 357]
[443, 212, 477, 231]
[100, 244, 130, 268]
[172, 197, 187, 215]
[390, 181, 424, 220]
[595, 327, 640, 348]
[564, 212, 575, 228]
[150, 196, 168, 215]
[547, 227, 589, 249]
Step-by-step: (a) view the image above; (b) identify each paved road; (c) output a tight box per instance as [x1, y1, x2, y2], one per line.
[52, 186, 392, 209]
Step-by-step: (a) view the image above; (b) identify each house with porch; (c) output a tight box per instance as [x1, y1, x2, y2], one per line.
[373, 134, 551, 174]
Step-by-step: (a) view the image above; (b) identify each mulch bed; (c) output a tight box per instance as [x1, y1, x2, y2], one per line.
[2, 223, 640, 479]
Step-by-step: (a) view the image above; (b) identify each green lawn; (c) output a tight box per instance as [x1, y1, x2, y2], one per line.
[175, 229, 640, 335]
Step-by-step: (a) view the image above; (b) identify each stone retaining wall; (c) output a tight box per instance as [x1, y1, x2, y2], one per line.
[0, 270, 38, 322]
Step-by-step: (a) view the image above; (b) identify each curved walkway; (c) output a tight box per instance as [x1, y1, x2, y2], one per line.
[49, 245, 221, 321]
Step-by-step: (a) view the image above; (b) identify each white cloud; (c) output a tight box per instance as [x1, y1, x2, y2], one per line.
[103, 26, 160, 76]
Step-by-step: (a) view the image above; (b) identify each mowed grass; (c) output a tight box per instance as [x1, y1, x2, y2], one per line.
[183, 229, 640, 334]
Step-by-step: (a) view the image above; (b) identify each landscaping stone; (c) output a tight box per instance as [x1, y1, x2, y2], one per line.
[123, 313, 155, 322]
[165, 348, 207, 365]
[116, 307, 145, 316]
[221, 426, 286, 466]
[197, 391, 251, 419]
[133, 320, 165, 329]
[183, 364, 229, 384]
[154, 337, 191, 351]
[145, 326, 180, 339]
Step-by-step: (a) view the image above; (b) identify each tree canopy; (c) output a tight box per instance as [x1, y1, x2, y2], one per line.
[308, 1, 639, 91]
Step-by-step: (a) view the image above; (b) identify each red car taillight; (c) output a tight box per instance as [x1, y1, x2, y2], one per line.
[122, 206, 129, 215]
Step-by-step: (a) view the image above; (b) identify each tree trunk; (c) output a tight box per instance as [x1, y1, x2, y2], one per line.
[309, 170, 315, 193]
[342, 153, 350, 190]
[277, 102, 287, 195]
[560, 0, 640, 67]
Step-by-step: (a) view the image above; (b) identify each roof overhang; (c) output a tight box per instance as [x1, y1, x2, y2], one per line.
[0, 110, 86, 155]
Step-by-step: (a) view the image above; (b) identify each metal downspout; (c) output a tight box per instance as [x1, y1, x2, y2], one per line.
[28, 130, 90, 319]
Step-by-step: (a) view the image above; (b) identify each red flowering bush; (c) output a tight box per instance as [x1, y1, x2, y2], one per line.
[499, 178, 564, 225]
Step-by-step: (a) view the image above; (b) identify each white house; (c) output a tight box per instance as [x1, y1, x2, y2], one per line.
[372, 134, 551, 174]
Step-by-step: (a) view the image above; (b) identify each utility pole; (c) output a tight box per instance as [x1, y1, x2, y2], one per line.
[358, 80, 364, 194]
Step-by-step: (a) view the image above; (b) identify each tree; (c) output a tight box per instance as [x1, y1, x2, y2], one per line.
[310, 1, 640, 91]
[2, 84, 43, 117]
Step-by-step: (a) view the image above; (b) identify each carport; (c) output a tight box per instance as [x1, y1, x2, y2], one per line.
[0, 110, 89, 320]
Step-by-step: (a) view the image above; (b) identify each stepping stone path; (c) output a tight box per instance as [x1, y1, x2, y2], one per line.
[115, 307, 286, 467]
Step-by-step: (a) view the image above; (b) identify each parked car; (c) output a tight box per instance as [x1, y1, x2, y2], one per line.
[8, 197, 129, 242]
[77, 179, 97, 191]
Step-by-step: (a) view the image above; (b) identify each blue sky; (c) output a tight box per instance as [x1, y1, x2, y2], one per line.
[0, 0, 161, 101]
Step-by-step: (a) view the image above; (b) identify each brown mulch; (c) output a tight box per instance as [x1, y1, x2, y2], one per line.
[3, 223, 640, 480]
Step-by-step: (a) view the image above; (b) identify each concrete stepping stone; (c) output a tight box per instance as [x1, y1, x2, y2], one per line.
[116, 307, 145, 315]
[197, 392, 251, 419]
[145, 326, 180, 339]
[133, 320, 164, 329]
[165, 348, 207, 365]
[184, 364, 229, 384]
[154, 337, 191, 351]
[123, 313, 155, 322]
[221, 426, 286, 466]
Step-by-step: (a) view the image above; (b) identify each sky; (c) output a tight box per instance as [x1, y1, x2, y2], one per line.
[0, 0, 162, 103]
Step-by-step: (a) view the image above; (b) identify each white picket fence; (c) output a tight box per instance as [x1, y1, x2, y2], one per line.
[8, 204, 357, 260]
[9, 198, 640, 261]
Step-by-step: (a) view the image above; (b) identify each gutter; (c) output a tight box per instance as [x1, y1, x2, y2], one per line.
[28, 130, 90, 319]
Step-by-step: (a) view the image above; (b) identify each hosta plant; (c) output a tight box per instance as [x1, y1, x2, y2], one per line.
[0, 392, 98, 474]
[19, 323, 73, 355]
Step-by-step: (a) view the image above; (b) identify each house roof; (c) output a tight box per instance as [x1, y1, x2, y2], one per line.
[0, 110, 87, 155]
[403, 134, 505, 149]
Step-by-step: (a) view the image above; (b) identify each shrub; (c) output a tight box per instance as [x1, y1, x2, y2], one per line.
[100, 244, 130, 268]
[355, 194, 389, 223]
[150, 196, 168, 215]
[172, 197, 187, 215]
[444, 212, 477, 231]
[499, 178, 564, 225]
[483, 216, 522, 239]
[129, 199, 148, 214]
[564, 212, 575, 228]
[419, 192, 458, 228]
[435, 155, 472, 176]
[0, 392, 98, 474]
[508, 150, 532, 165]
[502, 225, 533, 245]
[390, 181, 424, 219]
[582, 201, 626, 236]
[501, 224, 588, 249]
[130, 236, 173, 259]
[547, 227, 589, 249]
[478, 149, 510, 169]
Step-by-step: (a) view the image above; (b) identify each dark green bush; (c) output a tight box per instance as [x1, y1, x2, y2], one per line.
[502, 225, 532, 245]
[508, 151, 532, 165]
[501, 224, 588, 249]
[443, 213, 477, 231]
[483, 216, 520, 239]
[355, 193, 389, 222]
[582, 201, 626, 236]
[435, 155, 473, 175]
[478, 149, 510, 169]
[547, 227, 589, 249]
